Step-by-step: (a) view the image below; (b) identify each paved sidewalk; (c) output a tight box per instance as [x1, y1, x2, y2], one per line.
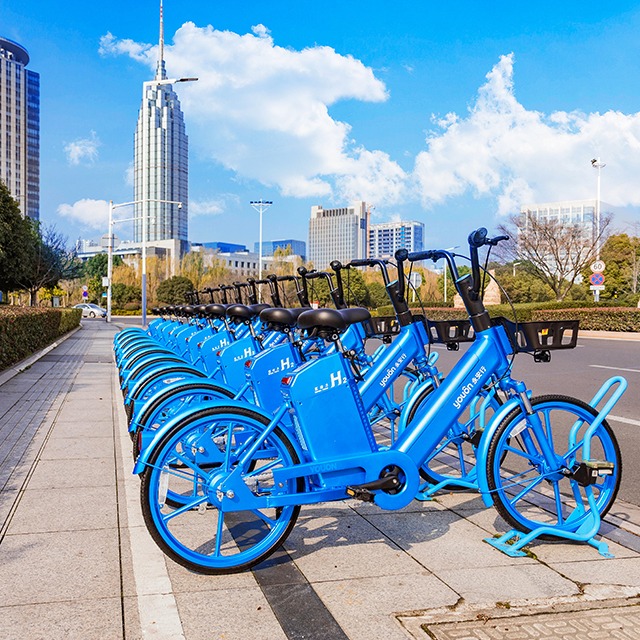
[0, 320, 639, 640]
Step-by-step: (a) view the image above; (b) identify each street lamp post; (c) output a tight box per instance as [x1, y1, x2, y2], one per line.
[591, 157, 606, 303]
[250, 200, 273, 297]
[106, 198, 182, 325]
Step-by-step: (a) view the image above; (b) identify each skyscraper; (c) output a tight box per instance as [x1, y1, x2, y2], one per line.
[308, 202, 369, 268]
[0, 37, 39, 220]
[133, 2, 189, 253]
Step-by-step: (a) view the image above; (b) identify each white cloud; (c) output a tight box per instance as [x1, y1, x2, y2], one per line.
[64, 131, 101, 166]
[57, 199, 109, 230]
[413, 53, 640, 215]
[189, 199, 225, 217]
[101, 22, 407, 206]
[99, 32, 155, 64]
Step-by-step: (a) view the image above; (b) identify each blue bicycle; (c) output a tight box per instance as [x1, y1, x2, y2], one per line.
[133, 229, 624, 573]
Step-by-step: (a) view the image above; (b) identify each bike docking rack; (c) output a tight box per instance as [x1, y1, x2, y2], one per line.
[485, 375, 627, 559]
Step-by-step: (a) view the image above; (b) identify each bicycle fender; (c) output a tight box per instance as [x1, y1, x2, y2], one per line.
[396, 378, 437, 433]
[475, 396, 525, 506]
[132, 399, 284, 474]
[126, 364, 204, 400]
[130, 377, 235, 432]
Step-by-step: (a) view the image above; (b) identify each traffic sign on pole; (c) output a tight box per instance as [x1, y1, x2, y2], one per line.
[589, 272, 605, 286]
[590, 260, 606, 273]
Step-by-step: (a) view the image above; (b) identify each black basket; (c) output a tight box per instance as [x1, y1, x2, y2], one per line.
[493, 317, 579, 354]
[364, 315, 401, 340]
[426, 319, 475, 348]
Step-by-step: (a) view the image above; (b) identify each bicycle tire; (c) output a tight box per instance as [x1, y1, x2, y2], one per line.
[140, 405, 303, 574]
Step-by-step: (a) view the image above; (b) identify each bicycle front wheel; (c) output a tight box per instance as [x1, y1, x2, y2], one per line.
[486, 395, 621, 536]
[140, 405, 303, 574]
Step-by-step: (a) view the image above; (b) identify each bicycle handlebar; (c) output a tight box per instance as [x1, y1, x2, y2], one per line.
[348, 258, 392, 287]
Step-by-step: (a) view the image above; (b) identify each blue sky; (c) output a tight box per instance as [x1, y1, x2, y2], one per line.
[3, 0, 640, 252]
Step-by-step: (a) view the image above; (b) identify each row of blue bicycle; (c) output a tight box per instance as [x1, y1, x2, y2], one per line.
[114, 228, 627, 574]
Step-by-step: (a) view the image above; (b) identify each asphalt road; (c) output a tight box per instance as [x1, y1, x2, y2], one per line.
[431, 336, 640, 507]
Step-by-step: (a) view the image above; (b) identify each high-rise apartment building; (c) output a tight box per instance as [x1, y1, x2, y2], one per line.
[369, 220, 424, 259]
[308, 202, 369, 268]
[133, 3, 189, 254]
[0, 37, 39, 220]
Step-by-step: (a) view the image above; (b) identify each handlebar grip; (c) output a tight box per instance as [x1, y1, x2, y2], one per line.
[350, 258, 389, 269]
[304, 271, 327, 280]
[489, 234, 509, 245]
[468, 227, 488, 248]
[276, 275, 296, 282]
[407, 249, 440, 262]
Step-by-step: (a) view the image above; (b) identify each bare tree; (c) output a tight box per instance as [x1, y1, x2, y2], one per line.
[16, 224, 81, 306]
[496, 212, 611, 301]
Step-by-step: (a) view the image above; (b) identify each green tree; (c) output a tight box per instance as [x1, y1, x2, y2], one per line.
[367, 281, 390, 309]
[593, 233, 640, 302]
[156, 275, 195, 304]
[82, 252, 123, 279]
[0, 180, 33, 293]
[341, 268, 370, 306]
[112, 283, 142, 309]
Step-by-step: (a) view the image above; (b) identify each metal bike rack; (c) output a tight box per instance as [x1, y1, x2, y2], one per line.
[485, 376, 627, 559]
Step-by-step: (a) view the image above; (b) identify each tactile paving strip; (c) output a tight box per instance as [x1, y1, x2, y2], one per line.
[417, 605, 640, 639]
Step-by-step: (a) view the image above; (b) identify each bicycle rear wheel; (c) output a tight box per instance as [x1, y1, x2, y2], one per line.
[140, 405, 303, 574]
[486, 395, 621, 536]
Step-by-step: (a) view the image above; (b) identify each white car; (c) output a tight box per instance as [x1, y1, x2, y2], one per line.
[73, 303, 107, 318]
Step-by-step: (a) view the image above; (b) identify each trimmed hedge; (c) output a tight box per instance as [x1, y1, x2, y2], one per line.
[373, 304, 640, 332]
[0, 307, 82, 371]
[531, 307, 640, 332]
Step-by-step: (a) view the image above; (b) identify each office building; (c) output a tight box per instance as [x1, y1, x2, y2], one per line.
[308, 202, 369, 269]
[369, 220, 424, 259]
[520, 199, 610, 247]
[0, 37, 39, 220]
[253, 239, 306, 261]
[133, 3, 189, 253]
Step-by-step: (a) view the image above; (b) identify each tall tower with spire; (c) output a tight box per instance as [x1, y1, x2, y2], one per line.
[133, 0, 189, 253]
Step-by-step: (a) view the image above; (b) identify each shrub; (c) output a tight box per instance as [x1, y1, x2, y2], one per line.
[372, 302, 640, 332]
[0, 307, 82, 371]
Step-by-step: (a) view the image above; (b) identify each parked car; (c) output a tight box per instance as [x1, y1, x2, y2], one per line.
[73, 303, 107, 318]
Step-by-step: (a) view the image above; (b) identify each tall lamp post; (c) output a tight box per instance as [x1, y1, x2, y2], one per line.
[591, 157, 606, 303]
[250, 200, 273, 292]
[591, 157, 606, 260]
[107, 198, 182, 325]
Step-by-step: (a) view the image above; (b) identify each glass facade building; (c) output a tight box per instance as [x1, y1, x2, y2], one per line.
[253, 239, 306, 261]
[0, 37, 39, 220]
[133, 9, 189, 254]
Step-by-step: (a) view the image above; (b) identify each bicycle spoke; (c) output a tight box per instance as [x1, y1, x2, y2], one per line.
[161, 495, 208, 523]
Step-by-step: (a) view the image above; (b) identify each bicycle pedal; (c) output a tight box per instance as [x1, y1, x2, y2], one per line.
[346, 468, 402, 502]
[345, 486, 376, 502]
[570, 461, 615, 487]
